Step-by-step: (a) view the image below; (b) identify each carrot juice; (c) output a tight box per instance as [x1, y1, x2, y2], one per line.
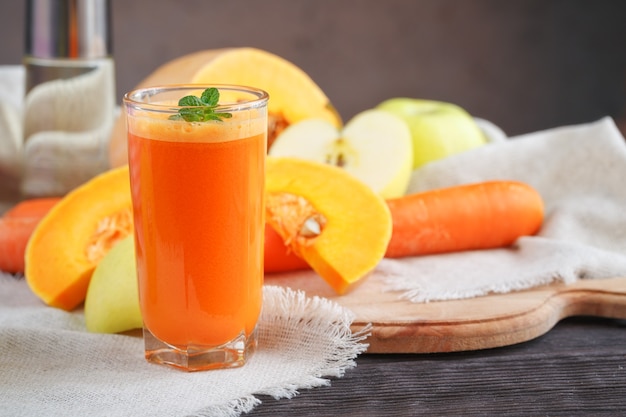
[124, 85, 268, 371]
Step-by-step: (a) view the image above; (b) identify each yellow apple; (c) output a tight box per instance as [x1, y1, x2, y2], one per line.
[84, 235, 142, 334]
[269, 109, 413, 198]
[377, 98, 487, 169]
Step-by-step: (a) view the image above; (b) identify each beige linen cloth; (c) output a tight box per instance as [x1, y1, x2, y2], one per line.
[0, 277, 369, 417]
[375, 116, 626, 301]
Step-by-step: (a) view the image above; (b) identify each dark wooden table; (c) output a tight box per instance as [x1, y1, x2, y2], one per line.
[248, 316, 626, 416]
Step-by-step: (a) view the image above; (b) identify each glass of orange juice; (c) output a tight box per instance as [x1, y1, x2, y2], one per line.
[123, 85, 268, 371]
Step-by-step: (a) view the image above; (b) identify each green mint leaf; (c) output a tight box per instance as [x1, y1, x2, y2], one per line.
[203, 112, 233, 121]
[200, 88, 220, 106]
[179, 107, 206, 122]
[168, 88, 232, 122]
[178, 95, 205, 107]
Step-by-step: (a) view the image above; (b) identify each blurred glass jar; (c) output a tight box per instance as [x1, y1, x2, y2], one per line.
[21, 0, 116, 198]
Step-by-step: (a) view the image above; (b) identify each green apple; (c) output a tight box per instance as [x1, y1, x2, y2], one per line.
[377, 98, 487, 169]
[84, 235, 142, 334]
[269, 109, 413, 198]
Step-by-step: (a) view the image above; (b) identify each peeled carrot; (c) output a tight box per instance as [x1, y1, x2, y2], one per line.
[0, 197, 62, 274]
[384, 181, 544, 258]
[264, 223, 309, 273]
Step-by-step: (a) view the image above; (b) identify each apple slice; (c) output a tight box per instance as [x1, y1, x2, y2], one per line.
[377, 98, 487, 169]
[84, 235, 142, 334]
[269, 109, 413, 199]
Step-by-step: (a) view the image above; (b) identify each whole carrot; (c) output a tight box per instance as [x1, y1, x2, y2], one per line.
[0, 218, 41, 273]
[4, 197, 61, 219]
[0, 197, 62, 274]
[384, 181, 544, 258]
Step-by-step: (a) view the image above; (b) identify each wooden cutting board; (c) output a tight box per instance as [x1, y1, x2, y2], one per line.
[265, 274, 626, 353]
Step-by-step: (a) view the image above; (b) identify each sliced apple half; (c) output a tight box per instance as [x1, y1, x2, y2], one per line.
[269, 109, 413, 199]
[84, 235, 142, 334]
[266, 156, 392, 294]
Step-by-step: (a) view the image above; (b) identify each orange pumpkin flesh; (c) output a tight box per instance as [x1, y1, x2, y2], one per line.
[109, 47, 341, 168]
[266, 157, 392, 294]
[25, 166, 132, 311]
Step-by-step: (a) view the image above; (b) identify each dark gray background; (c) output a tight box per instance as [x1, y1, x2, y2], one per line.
[1, 0, 625, 136]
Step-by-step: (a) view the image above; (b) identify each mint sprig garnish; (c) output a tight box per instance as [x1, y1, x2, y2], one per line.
[169, 87, 233, 122]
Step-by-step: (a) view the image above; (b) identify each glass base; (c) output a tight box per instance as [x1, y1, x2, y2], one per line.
[142, 327, 258, 372]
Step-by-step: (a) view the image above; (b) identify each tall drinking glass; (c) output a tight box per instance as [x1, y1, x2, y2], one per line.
[124, 85, 268, 371]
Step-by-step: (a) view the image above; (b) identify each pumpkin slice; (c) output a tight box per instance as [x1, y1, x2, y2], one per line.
[266, 157, 392, 294]
[109, 47, 341, 168]
[25, 166, 132, 311]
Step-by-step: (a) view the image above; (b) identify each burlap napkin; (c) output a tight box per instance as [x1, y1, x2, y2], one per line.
[0, 274, 369, 417]
[376, 117, 626, 302]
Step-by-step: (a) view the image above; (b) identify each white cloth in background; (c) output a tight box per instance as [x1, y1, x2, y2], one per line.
[374, 117, 626, 302]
